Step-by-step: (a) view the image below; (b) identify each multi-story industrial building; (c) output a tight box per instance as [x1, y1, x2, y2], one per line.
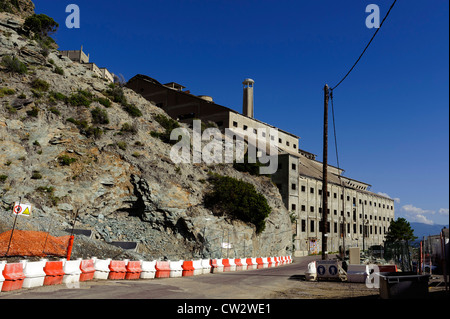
[127, 74, 395, 256]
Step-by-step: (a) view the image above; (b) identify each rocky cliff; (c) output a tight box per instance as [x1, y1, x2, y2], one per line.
[0, 5, 292, 261]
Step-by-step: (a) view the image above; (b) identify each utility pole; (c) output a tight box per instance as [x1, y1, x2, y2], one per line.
[321, 84, 330, 260]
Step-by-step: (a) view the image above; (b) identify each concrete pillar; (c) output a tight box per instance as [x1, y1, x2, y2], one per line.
[242, 78, 254, 118]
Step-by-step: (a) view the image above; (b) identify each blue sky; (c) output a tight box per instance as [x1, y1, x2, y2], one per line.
[34, 0, 449, 225]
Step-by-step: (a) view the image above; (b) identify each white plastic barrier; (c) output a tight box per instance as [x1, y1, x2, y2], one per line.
[211, 259, 224, 273]
[261, 257, 269, 268]
[228, 258, 236, 271]
[192, 259, 203, 276]
[0, 261, 6, 291]
[305, 261, 317, 281]
[240, 258, 248, 268]
[346, 264, 369, 283]
[20, 260, 47, 288]
[169, 260, 183, 278]
[140, 260, 156, 279]
[93, 258, 111, 280]
[61, 259, 82, 285]
[200, 259, 211, 274]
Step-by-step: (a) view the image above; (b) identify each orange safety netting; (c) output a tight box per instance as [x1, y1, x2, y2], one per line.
[0, 230, 71, 257]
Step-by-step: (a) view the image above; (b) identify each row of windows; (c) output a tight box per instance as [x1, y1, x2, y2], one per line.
[292, 185, 394, 210]
[231, 121, 297, 149]
[291, 204, 393, 222]
[301, 220, 388, 236]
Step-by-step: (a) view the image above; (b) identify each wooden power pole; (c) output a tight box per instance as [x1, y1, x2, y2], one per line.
[321, 84, 330, 260]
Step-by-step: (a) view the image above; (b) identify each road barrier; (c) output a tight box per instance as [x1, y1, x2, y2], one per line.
[182, 260, 195, 277]
[140, 260, 156, 279]
[43, 261, 64, 286]
[169, 260, 183, 278]
[2, 262, 25, 291]
[79, 259, 95, 281]
[0, 255, 293, 293]
[346, 264, 369, 283]
[155, 261, 171, 278]
[93, 258, 111, 280]
[192, 260, 203, 276]
[109, 260, 127, 280]
[200, 259, 211, 274]
[0, 262, 5, 291]
[125, 261, 142, 280]
[21, 260, 46, 288]
[210, 259, 224, 273]
[62, 259, 82, 285]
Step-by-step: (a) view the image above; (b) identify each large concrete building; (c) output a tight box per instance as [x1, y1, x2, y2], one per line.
[127, 74, 395, 256]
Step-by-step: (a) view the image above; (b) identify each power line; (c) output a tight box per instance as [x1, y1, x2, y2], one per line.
[331, 0, 398, 91]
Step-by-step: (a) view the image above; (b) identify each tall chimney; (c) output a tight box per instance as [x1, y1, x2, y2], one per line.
[242, 78, 254, 118]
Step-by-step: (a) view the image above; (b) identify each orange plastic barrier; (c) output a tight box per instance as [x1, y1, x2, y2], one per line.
[109, 260, 127, 280]
[2, 263, 25, 291]
[256, 257, 264, 269]
[0, 230, 71, 257]
[378, 265, 398, 272]
[182, 261, 195, 277]
[222, 258, 232, 271]
[125, 261, 142, 280]
[155, 261, 171, 278]
[43, 261, 64, 286]
[245, 258, 253, 266]
[79, 259, 95, 282]
[234, 258, 243, 271]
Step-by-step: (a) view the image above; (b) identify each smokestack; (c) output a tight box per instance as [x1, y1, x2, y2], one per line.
[242, 78, 254, 118]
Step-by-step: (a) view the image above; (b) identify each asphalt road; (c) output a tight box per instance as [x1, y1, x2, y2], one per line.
[0, 256, 320, 299]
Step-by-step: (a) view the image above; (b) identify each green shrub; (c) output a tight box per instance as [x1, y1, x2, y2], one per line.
[204, 174, 271, 233]
[1, 55, 27, 74]
[0, 87, 15, 97]
[58, 155, 77, 166]
[24, 14, 58, 39]
[50, 91, 68, 102]
[123, 103, 142, 117]
[68, 92, 91, 107]
[91, 106, 109, 124]
[96, 97, 111, 108]
[31, 78, 50, 91]
[54, 66, 64, 75]
[31, 170, 42, 179]
[117, 141, 127, 150]
[0, 175, 7, 183]
[26, 107, 39, 117]
[151, 114, 181, 144]
[83, 126, 103, 139]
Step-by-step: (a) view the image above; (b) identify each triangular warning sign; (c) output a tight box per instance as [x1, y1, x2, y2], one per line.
[22, 207, 31, 216]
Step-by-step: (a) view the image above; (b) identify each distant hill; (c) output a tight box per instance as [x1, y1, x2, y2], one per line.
[410, 222, 449, 240]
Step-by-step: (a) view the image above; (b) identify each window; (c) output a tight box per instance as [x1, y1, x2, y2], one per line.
[291, 204, 296, 211]
[292, 163, 296, 170]
[334, 209, 337, 215]
[302, 220, 306, 232]
[318, 189, 322, 195]
[233, 121, 238, 127]
[334, 222, 338, 233]
[291, 183, 296, 190]
[310, 206, 314, 213]
[301, 205, 306, 212]
[310, 187, 314, 194]
[279, 138, 282, 143]
[334, 192, 337, 199]
[293, 144, 297, 149]
[301, 185, 306, 192]
[310, 220, 314, 232]
[286, 141, 290, 146]
[243, 125, 248, 131]
[353, 224, 357, 234]
[253, 128, 257, 134]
